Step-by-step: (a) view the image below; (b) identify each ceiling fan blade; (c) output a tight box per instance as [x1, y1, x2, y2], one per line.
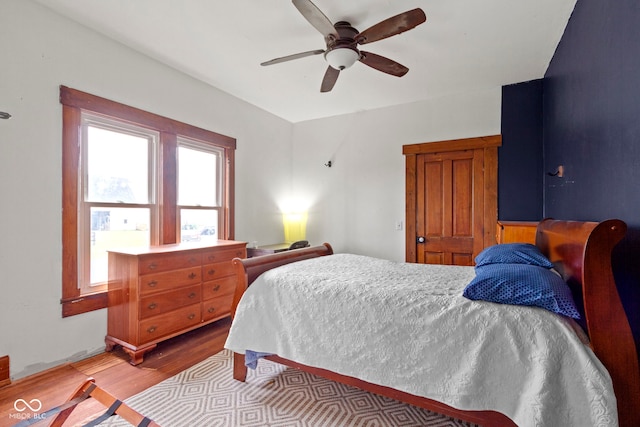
[356, 8, 426, 45]
[359, 51, 409, 77]
[261, 49, 325, 66]
[292, 0, 339, 40]
[320, 66, 340, 92]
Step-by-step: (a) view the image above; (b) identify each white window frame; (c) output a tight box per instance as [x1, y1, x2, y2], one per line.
[78, 113, 160, 295]
[177, 138, 225, 242]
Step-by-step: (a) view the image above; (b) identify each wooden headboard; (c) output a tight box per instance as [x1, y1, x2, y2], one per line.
[535, 219, 639, 426]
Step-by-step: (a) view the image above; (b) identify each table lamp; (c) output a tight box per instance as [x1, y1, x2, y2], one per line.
[283, 212, 307, 243]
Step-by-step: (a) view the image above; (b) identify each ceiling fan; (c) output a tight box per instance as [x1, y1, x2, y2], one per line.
[261, 0, 427, 92]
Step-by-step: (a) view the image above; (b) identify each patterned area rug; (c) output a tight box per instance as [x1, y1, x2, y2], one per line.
[97, 350, 477, 427]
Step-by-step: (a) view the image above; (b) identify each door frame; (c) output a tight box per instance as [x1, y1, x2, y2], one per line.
[403, 135, 502, 262]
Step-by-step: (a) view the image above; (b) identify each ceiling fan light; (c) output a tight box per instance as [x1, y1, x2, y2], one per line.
[325, 47, 359, 70]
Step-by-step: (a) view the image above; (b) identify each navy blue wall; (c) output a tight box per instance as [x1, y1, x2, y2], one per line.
[500, 80, 544, 221]
[543, 0, 640, 353]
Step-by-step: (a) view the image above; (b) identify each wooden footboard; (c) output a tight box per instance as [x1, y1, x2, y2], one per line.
[230, 243, 334, 384]
[230, 243, 334, 319]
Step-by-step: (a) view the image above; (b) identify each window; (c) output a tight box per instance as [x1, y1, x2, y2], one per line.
[61, 86, 236, 317]
[177, 140, 222, 243]
[81, 116, 158, 295]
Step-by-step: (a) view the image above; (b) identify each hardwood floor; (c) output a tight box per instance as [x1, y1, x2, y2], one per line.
[0, 318, 231, 427]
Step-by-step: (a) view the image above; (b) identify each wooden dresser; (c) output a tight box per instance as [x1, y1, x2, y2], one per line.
[105, 240, 246, 365]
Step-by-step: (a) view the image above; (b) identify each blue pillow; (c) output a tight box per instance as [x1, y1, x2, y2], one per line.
[463, 263, 580, 319]
[474, 243, 554, 268]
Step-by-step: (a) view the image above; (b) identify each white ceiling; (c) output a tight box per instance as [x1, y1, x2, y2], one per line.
[36, 0, 576, 123]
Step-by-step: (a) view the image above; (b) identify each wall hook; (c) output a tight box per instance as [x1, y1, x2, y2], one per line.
[324, 160, 332, 168]
[547, 165, 564, 177]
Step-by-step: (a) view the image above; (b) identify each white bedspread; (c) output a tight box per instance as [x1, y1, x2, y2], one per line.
[224, 254, 618, 427]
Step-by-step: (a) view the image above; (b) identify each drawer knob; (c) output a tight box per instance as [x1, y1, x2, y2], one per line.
[147, 280, 158, 288]
[208, 269, 215, 275]
[148, 303, 157, 310]
[189, 257, 197, 264]
[208, 255, 215, 261]
[147, 326, 157, 333]
[213, 284, 221, 292]
[188, 272, 197, 279]
[188, 292, 197, 299]
[208, 307, 216, 313]
[148, 262, 157, 270]
[188, 313, 196, 320]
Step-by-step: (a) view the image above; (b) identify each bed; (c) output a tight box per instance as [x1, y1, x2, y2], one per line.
[225, 219, 640, 427]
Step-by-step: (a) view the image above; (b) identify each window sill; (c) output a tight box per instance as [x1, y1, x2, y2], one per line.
[61, 292, 107, 317]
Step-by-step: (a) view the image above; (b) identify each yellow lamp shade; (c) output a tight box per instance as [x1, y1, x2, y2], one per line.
[283, 212, 307, 243]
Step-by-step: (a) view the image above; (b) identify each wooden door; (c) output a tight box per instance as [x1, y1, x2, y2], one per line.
[404, 135, 501, 265]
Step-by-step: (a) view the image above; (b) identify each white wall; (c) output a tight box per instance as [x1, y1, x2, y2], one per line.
[291, 91, 502, 261]
[0, 0, 502, 380]
[0, 0, 292, 379]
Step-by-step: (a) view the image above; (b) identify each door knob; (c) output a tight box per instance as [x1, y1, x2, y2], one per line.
[417, 236, 426, 244]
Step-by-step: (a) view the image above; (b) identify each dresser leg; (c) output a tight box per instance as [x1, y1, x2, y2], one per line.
[105, 336, 157, 365]
[121, 344, 157, 365]
[104, 336, 116, 352]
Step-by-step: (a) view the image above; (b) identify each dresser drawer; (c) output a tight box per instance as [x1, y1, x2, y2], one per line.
[138, 252, 202, 275]
[138, 304, 202, 343]
[202, 276, 236, 300]
[202, 293, 234, 321]
[202, 261, 235, 281]
[139, 267, 201, 294]
[202, 247, 246, 264]
[139, 284, 201, 319]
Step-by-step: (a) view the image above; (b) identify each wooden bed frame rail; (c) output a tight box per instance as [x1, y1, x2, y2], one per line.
[230, 220, 640, 427]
